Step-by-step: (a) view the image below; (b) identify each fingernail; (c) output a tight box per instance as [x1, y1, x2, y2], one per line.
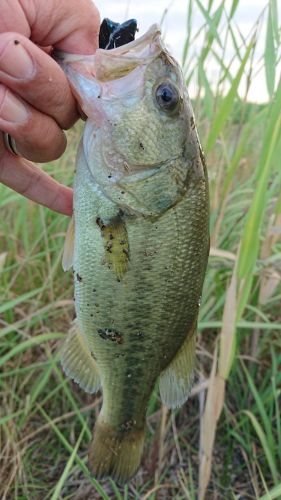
[0, 40, 34, 79]
[0, 89, 28, 122]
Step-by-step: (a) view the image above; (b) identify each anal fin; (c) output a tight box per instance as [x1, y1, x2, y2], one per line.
[60, 320, 101, 394]
[159, 321, 197, 409]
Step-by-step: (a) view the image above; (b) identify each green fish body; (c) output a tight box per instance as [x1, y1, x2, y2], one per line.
[59, 25, 209, 483]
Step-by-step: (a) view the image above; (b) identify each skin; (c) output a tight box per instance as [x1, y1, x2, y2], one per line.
[0, 0, 100, 215]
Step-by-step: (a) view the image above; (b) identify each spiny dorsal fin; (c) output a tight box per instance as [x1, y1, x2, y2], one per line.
[96, 214, 129, 279]
[60, 320, 101, 394]
[62, 217, 75, 272]
[159, 321, 197, 409]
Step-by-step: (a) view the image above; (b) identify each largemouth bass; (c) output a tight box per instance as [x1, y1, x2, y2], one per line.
[58, 24, 209, 483]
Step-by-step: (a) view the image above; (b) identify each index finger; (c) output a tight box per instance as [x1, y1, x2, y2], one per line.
[0, 143, 73, 215]
[2, 0, 100, 54]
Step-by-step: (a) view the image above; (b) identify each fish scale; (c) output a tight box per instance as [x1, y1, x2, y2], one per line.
[74, 155, 208, 420]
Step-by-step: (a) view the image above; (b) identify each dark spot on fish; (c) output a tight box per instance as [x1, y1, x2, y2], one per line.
[108, 174, 112, 178]
[98, 328, 123, 344]
[122, 248, 129, 258]
[120, 419, 136, 432]
[120, 240, 126, 245]
[121, 191, 125, 194]
[109, 233, 114, 240]
[118, 208, 124, 217]
[90, 314, 94, 317]
[87, 303, 89, 306]
[106, 242, 113, 253]
[117, 278, 121, 282]
[96, 217, 105, 230]
[76, 273, 82, 282]
[115, 353, 125, 358]
[93, 288, 96, 292]
[97, 95, 101, 99]
[14, 40, 20, 45]
[139, 142, 144, 150]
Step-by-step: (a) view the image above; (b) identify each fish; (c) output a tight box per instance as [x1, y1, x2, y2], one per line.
[58, 24, 209, 483]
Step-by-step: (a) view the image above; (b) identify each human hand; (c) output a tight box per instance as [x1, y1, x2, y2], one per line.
[0, 0, 100, 215]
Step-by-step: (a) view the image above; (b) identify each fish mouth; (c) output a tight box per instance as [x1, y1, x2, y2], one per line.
[56, 24, 163, 82]
[93, 24, 163, 81]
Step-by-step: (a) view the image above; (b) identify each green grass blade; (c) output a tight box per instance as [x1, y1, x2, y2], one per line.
[229, 0, 239, 19]
[260, 483, 281, 500]
[244, 411, 279, 486]
[265, 2, 276, 98]
[50, 422, 87, 500]
[0, 287, 42, 314]
[242, 363, 275, 451]
[194, 0, 224, 51]
[38, 406, 109, 499]
[270, 0, 279, 44]
[205, 39, 254, 152]
[182, 0, 193, 67]
[237, 76, 281, 316]
[0, 333, 64, 368]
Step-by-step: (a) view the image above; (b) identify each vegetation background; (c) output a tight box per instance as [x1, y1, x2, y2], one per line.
[0, 0, 280, 498]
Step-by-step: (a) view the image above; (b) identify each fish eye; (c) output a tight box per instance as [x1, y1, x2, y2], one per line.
[155, 82, 180, 113]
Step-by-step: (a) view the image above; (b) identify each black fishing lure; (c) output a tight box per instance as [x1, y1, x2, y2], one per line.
[99, 18, 138, 50]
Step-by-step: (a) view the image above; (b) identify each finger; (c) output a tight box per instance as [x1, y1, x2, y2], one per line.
[0, 33, 79, 130]
[0, 85, 67, 162]
[0, 143, 73, 215]
[1, 0, 100, 54]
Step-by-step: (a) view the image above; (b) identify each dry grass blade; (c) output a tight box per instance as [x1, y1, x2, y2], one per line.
[199, 257, 238, 499]
[154, 404, 169, 485]
[199, 345, 218, 500]
[218, 255, 238, 379]
[0, 252, 7, 273]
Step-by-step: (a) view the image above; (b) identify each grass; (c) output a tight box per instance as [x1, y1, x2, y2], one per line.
[1, 1, 281, 498]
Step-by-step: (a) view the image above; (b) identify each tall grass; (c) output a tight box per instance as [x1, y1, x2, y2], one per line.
[1, 1, 281, 498]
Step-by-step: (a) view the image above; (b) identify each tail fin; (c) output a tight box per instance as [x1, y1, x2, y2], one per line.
[88, 418, 145, 483]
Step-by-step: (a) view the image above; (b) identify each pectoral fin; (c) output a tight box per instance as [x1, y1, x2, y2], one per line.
[159, 321, 197, 408]
[62, 217, 75, 271]
[97, 214, 129, 279]
[60, 320, 101, 394]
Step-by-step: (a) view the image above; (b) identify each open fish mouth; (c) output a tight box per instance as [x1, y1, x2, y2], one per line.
[56, 24, 163, 82]
[94, 24, 162, 81]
